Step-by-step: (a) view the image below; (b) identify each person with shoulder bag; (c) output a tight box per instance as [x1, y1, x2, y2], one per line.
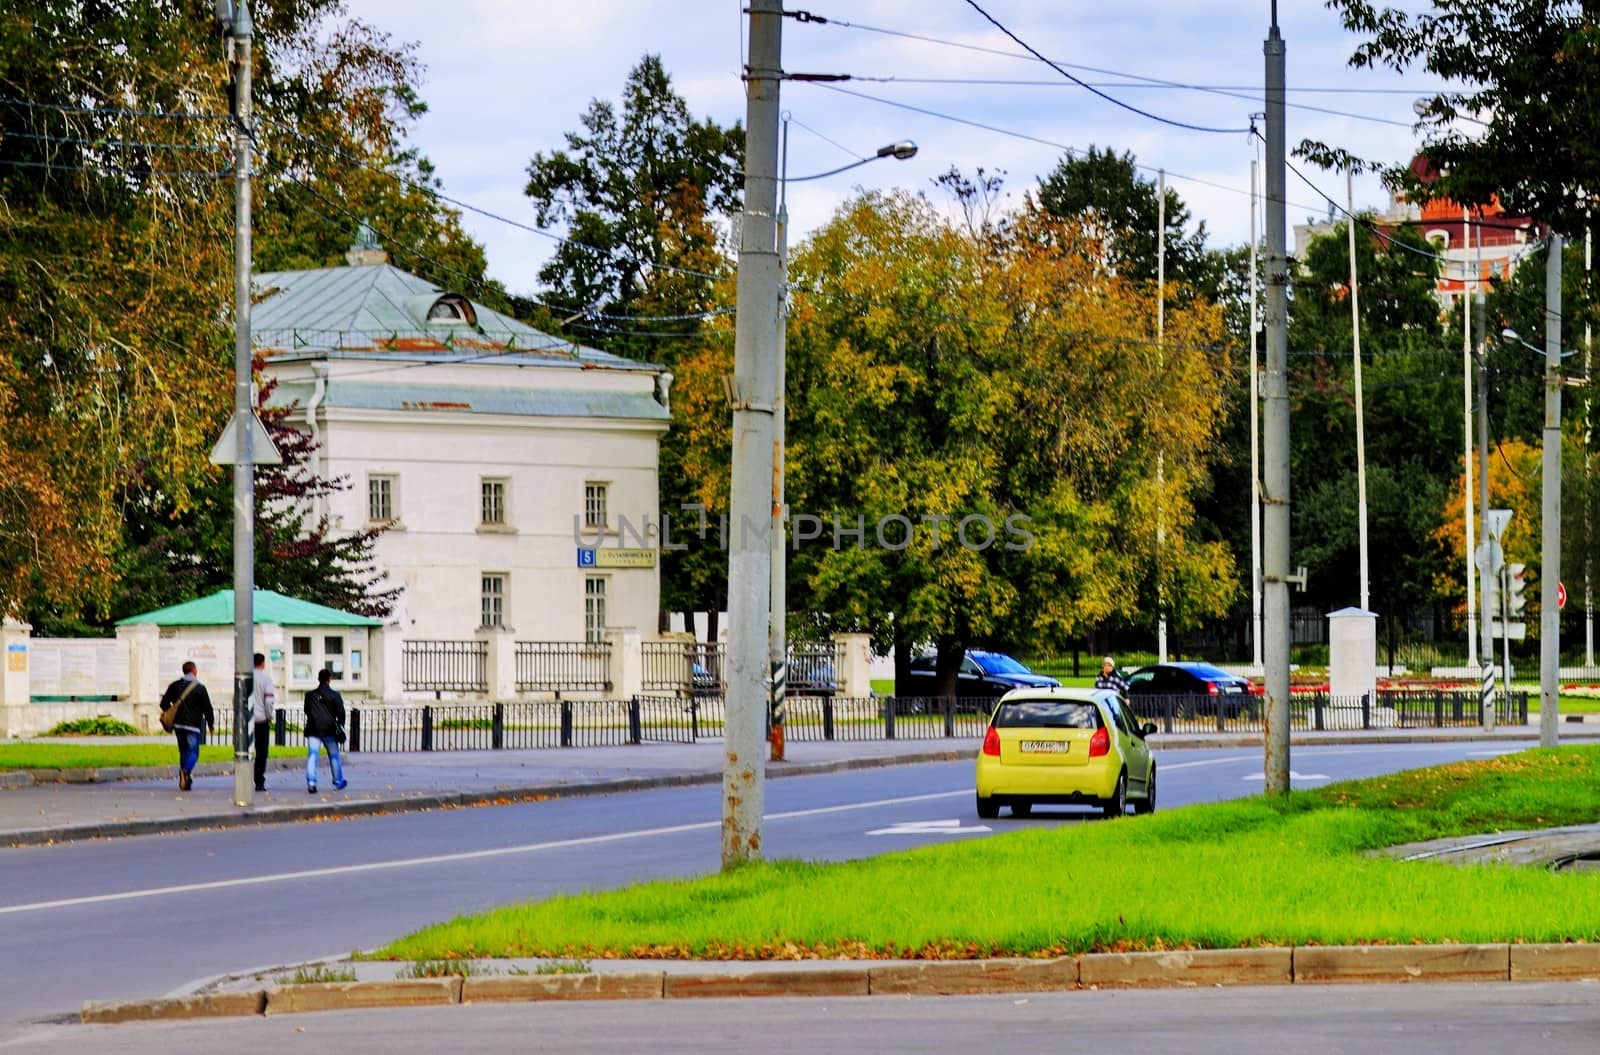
[249, 652, 277, 792]
[158, 661, 214, 792]
[302, 668, 348, 794]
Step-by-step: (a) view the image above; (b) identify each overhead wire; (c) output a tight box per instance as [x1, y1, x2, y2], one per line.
[958, 0, 1251, 135]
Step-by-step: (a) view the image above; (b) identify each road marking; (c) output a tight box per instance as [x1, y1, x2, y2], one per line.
[1241, 771, 1330, 782]
[866, 818, 992, 836]
[0, 788, 972, 917]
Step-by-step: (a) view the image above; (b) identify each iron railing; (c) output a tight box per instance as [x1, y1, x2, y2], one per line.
[641, 641, 724, 694]
[514, 641, 612, 693]
[208, 688, 1530, 755]
[402, 640, 488, 693]
[787, 641, 841, 695]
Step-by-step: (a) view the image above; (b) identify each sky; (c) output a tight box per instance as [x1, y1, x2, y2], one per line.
[338, 0, 1449, 298]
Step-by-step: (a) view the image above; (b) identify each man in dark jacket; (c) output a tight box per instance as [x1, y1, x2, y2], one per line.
[302, 668, 348, 794]
[159, 661, 214, 791]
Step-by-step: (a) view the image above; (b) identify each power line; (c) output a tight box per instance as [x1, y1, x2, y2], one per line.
[256, 115, 736, 289]
[0, 96, 230, 122]
[959, 0, 1251, 135]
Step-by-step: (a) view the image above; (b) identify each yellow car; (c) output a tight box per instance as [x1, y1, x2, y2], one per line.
[975, 688, 1156, 819]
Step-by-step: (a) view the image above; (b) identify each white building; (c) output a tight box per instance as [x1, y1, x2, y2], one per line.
[254, 248, 670, 668]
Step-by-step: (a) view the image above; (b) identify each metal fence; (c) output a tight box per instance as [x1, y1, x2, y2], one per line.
[207, 688, 1530, 755]
[641, 641, 724, 694]
[402, 640, 488, 693]
[514, 641, 612, 693]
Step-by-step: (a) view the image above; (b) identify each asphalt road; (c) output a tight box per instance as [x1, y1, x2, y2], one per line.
[5, 982, 1599, 1054]
[0, 740, 1531, 1035]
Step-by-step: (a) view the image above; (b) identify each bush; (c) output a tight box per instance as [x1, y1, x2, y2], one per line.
[44, 716, 139, 737]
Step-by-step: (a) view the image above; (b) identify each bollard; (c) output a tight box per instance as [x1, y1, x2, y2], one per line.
[1361, 692, 1371, 730]
[560, 700, 573, 747]
[491, 703, 504, 750]
[885, 696, 896, 741]
[1314, 693, 1325, 732]
[421, 705, 433, 752]
[1215, 693, 1225, 734]
[822, 696, 835, 741]
[274, 707, 286, 748]
[628, 696, 642, 745]
[348, 708, 361, 753]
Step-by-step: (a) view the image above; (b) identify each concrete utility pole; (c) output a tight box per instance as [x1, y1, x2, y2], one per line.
[1261, 8, 1291, 794]
[221, 0, 256, 810]
[1462, 208, 1478, 668]
[1541, 235, 1564, 748]
[769, 116, 789, 764]
[723, 0, 782, 867]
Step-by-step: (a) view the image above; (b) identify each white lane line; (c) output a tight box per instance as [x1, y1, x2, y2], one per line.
[0, 788, 971, 917]
[866, 819, 991, 836]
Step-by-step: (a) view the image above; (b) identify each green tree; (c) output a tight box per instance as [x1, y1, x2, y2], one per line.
[1287, 220, 1453, 635]
[1035, 146, 1218, 297]
[1321, 0, 1600, 238]
[523, 54, 742, 360]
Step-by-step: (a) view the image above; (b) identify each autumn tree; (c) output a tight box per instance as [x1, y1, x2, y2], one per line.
[0, 1, 487, 627]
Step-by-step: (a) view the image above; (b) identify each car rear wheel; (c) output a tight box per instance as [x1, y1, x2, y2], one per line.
[1134, 764, 1156, 815]
[1101, 772, 1127, 819]
[1010, 800, 1032, 818]
[976, 794, 999, 819]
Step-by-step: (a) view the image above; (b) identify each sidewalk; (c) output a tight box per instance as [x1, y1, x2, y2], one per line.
[4, 724, 1595, 847]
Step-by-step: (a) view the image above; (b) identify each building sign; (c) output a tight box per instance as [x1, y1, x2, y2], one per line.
[6, 643, 24, 673]
[576, 547, 657, 569]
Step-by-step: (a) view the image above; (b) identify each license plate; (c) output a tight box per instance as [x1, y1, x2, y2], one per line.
[1020, 740, 1069, 754]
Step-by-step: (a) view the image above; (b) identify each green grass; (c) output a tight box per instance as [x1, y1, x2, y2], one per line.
[276, 965, 357, 985]
[372, 747, 1600, 963]
[870, 679, 895, 696]
[0, 743, 233, 771]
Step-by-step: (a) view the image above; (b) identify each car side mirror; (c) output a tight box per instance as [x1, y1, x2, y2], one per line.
[1140, 722, 1157, 738]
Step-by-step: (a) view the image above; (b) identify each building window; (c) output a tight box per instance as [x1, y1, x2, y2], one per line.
[323, 635, 344, 680]
[584, 482, 608, 529]
[292, 635, 313, 682]
[584, 576, 607, 643]
[481, 573, 506, 629]
[368, 474, 396, 522]
[481, 478, 507, 527]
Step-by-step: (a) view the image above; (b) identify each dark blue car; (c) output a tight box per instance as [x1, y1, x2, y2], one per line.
[899, 650, 1059, 705]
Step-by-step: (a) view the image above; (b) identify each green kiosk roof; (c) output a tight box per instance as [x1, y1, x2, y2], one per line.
[116, 589, 382, 628]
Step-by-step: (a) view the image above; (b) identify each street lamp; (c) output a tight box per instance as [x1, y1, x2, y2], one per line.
[768, 121, 916, 762]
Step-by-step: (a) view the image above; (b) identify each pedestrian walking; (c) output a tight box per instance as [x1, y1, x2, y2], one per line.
[249, 652, 277, 792]
[158, 661, 214, 792]
[1095, 655, 1130, 698]
[303, 668, 348, 794]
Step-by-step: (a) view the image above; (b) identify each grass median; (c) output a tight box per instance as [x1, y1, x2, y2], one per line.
[373, 747, 1600, 962]
[0, 743, 233, 770]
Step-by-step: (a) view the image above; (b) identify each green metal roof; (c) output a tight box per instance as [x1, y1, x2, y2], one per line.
[116, 589, 382, 628]
[251, 263, 652, 370]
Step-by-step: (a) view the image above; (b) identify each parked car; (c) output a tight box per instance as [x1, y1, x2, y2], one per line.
[899, 650, 1059, 704]
[1124, 661, 1255, 719]
[975, 688, 1156, 819]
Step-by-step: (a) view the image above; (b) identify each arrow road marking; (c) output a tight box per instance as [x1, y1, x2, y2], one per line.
[866, 818, 992, 836]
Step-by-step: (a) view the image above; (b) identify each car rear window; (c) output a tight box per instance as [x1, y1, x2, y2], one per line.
[992, 701, 1102, 729]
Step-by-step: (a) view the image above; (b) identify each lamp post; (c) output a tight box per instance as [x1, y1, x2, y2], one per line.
[216, 0, 256, 809]
[769, 121, 916, 762]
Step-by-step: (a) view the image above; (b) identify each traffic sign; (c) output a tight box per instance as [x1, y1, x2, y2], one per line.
[1559, 581, 1568, 610]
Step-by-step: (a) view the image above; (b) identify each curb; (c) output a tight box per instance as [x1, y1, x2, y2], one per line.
[7, 757, 303, 787]
[2, 748, 971, 847]
[80, 942, 1600, 1023]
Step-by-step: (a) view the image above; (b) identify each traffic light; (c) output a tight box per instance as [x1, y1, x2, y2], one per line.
[1506, 563, 1528, 618]
[1481, 562, 1500, 620]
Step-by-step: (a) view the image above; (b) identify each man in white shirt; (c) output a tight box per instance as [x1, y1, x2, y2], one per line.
[250, 652, 277, 792]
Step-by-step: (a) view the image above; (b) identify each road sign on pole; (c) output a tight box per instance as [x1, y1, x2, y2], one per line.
[1487, 507, 1512, 540]
[1559, 581, 1568, 610]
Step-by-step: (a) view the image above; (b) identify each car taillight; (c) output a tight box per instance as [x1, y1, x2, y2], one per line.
[1088, 727, 1110, 757]
[1207, 683, 1219, 696]
[982, 726, 1001, 756]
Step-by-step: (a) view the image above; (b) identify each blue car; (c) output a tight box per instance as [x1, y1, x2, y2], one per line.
[899, 649, 1059, 706]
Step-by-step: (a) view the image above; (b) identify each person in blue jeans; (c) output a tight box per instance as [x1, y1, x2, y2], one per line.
[159, 661, 214, 792]
[302, 668, 348, 794]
